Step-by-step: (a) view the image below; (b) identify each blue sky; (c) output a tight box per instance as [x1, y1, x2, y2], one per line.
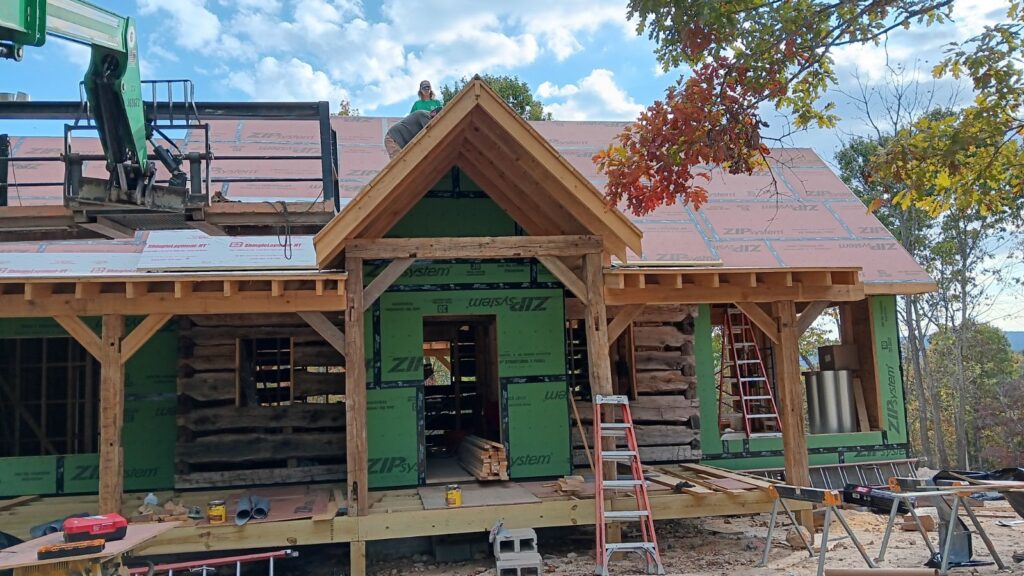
[1, 0, 1021, 330]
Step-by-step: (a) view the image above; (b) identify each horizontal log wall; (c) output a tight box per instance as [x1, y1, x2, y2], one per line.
[573, 305, 702, 466]
[176, 314, 346, 489]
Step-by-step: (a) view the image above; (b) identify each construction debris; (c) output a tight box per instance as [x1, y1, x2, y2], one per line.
[457, 436, 509, 481]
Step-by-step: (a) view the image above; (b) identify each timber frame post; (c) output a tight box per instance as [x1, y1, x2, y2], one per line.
[772, 300, 813, 529]
[52, 313, 173, 514]
[582, 252, 621, 541]
[344, 256, 368, 518]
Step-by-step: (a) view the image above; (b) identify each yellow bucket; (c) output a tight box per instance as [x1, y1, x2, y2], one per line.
[207, 500, 226, 524]
[445, 485, 462, 507]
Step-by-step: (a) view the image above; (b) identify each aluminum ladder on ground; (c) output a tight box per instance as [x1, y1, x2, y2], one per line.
[718, 306, 782, 437]
[593, 394, 665, 576]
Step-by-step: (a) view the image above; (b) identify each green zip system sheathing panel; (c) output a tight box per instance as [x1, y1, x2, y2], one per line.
[0, 317, 176, 496]
[696, 297, 909, 470]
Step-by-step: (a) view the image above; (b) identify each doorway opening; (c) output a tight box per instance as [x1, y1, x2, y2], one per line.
[422, 316, 499, 484]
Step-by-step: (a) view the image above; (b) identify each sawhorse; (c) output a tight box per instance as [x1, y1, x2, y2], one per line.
[758, 484, 877, 576]
[877, 478, 1006, 575]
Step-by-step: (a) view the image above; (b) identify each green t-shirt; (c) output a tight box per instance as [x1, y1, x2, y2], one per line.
[411, 99, 441, 113]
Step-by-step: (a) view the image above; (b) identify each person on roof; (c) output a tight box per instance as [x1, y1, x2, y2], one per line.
[384, 108, 440, 159]
[411, 80, 442, 113]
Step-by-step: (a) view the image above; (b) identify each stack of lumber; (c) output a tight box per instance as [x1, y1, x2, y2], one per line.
[175, 314, 347, 489]
[572, 305, 702, 466]
[457, 435, 509, 481]
[644, 463, 778, 496]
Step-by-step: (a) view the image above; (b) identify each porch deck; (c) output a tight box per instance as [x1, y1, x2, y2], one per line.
[0, 465, 805, 556]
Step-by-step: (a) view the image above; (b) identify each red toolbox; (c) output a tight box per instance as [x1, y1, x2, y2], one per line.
[63, 514, 128, 543]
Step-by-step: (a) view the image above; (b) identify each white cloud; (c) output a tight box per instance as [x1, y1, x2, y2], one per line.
[540, 69, 643, 121]
[57, 40, 91, 72]
[138, 0, 222, 52]
[137, 0, 632, 111]
[227, 56, 350, 103]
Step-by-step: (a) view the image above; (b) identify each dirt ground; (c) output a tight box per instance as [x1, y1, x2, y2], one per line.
[364, 502, 1024, 576]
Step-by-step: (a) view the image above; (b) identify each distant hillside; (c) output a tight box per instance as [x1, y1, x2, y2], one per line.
[1007, 331, 1024, 353]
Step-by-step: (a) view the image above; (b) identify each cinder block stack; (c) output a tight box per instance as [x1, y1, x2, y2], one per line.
[493, 527, 542, 576]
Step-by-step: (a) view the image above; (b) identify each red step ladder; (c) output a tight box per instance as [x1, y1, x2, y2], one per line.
[717, 307, 782, 437]
[593, 394, 665, 576]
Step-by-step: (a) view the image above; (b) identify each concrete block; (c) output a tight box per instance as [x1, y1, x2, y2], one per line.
[495, 551, 543, 576]
[492, 527, 538, 557]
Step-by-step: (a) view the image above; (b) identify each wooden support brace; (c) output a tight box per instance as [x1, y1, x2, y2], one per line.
[24, 283, 53, 301]
[362, 258, 415, 311]
[298, 311, 346, 357]
[120, 314, 173, 364]
[796, 301, 831, 337]
[607, 304, 644, 344]
[772, 301, 812, 529]
[536, 255, 588, 304]
[734, 302, 780, 344]
[54, 315, 103, 360]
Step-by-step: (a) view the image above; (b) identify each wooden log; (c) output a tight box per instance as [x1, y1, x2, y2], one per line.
[634, 305, 696, 324]
[178, 403, 345, 431]
[178, 372, 236, 401]
[633, 325, 688, 348]
[636, 371, 695, 394]
[576, 398, 699, 424]
[293, 344, 345, 367]
[177, 431, 346, 464]
[188, 344, 237, 359]
[293, 370, 345, 397]
[179, 355, 236, 372]
[635, 351, 689, 371]
[175, 464, 345, 489]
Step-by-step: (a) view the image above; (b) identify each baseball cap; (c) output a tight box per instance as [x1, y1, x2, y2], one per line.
[420, 80, 431, 90]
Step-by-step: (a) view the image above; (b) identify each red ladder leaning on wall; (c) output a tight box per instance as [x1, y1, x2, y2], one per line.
[593, 394, 665, 576]
[719, 306, 783, 437]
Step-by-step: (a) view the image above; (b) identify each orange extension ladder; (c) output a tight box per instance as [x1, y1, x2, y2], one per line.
[718, 307, 782, 437]
[593, 395, 665, 576]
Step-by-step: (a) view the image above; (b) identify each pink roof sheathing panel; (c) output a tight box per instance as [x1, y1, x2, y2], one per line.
[3, 118, 931, 286]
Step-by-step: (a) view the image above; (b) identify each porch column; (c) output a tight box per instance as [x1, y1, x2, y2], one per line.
[344, 256, 369, 515]
[772, 301, 812, 529]
[582, 252, 622, 542]
[99, 315, 125, 515]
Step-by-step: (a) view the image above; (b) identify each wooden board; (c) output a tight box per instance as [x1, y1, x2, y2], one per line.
[418, 482, 541, 510]
[705, 477, 758, 491]
[0, 522, 179, 570]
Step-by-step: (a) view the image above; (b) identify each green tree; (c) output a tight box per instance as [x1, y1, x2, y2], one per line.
[336, 99, 359, 116]
[596, 1, 1024, 217]
[441, 74, 552, 121]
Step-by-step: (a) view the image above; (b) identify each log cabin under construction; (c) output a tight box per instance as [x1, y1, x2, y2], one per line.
[0, 79, 934, 574]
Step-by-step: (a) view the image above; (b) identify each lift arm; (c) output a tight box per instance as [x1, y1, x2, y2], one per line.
[1, 0, 165, 205]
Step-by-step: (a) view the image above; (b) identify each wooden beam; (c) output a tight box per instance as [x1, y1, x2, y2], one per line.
[734, 302, 780, 345]
[603, 284, 864, 306]
[298, 312, 346, 357]
[796, 301, 831, 337]
[344, 256, 368, 516]
[0, 284, 347, 317]
[99, 315, 125, 514]
[607, 304, 644, 344]
[53, 315, 103, 360]
[120, 314, 173, 364]
[23, 283, 52, 301]
[772, 301, 812, 529]
[362, 258, 415, 311]
[346, 236, 603, 260]
[350, 541, 366, 576]
[80, 216, 134, 239]
[536, 256, 588, 304]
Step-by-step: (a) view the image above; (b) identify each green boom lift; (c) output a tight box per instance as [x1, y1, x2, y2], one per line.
[1, 0, 204, 212]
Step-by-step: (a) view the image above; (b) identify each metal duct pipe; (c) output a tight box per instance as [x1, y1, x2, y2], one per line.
[251, 496, 271, 520]
[235, 495, 254, 526]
